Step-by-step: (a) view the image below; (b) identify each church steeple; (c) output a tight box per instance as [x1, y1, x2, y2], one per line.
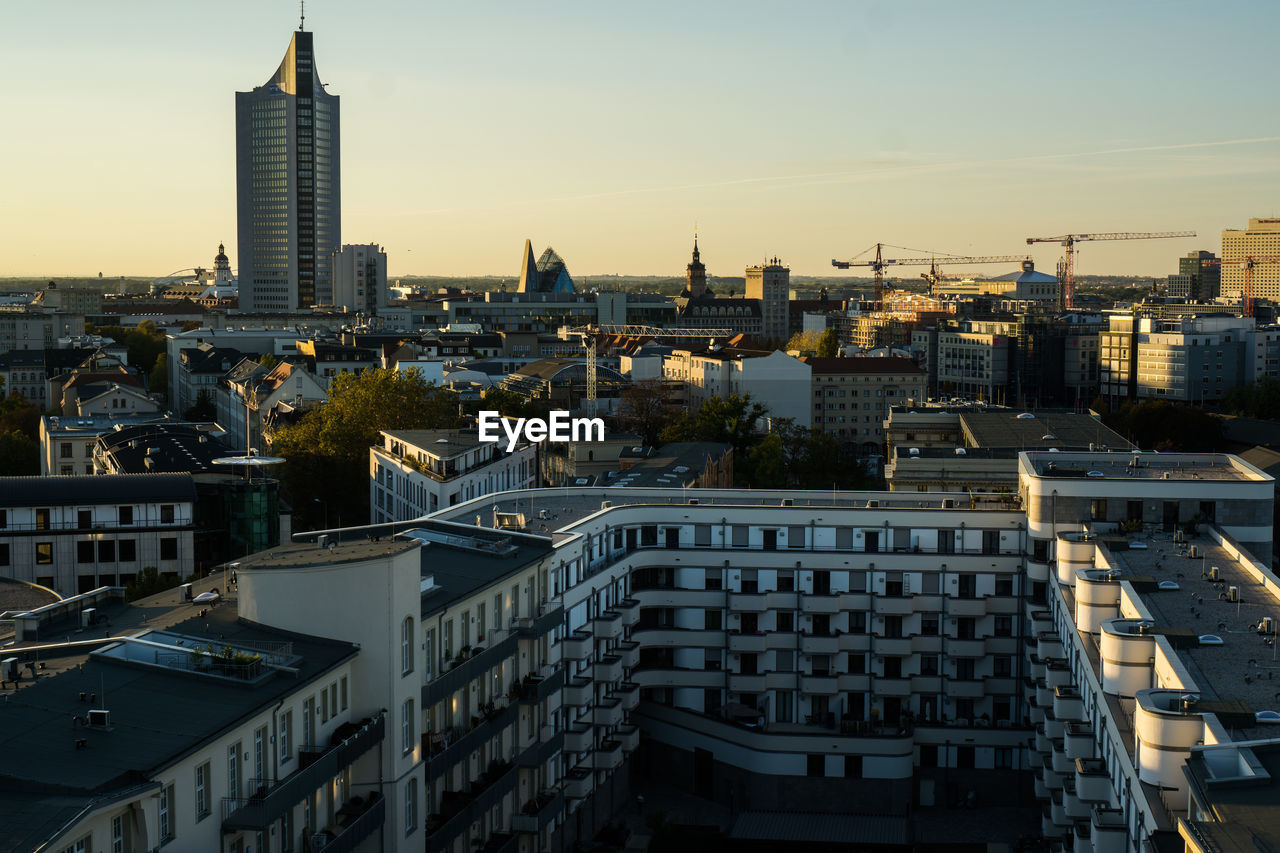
[685, 234, 707, 299]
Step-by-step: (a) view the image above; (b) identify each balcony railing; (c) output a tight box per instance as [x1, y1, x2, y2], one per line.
[518, 668, 564, 705]
[515, 602, 563, 638]
[513, 790, 563, 834]
[313, 793, 385, 853]
[423, 701, 520, 784]
[424, 632, 519, 706]
[222, 713, 385, 832]
[426, 761, 519, 853]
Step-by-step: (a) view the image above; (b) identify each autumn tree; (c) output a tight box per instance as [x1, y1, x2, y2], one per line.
[659, 394, 769, 459]
[615, 379, 674, 447]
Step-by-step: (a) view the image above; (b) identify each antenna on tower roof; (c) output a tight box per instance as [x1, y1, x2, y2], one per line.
[299, 0, 305, 30]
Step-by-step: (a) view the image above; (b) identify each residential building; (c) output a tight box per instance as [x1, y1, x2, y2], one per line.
[662, 346, 811, 427]
[220, 359, 328, 452]
[540, 432, 643, 487]
[236, 27, 341, 311]
[0, 308, 85, 353]
[39, 413, 219, 477]
[369, 429, 538, 522]
[0, 346, 95, 409]
[28, 280, 104, 314]
[0, 473, 197, 595]
[800, 356, 925, 454]
[935, 330, 1013, 403]
[744, 257, 790, 343]
[332, 243, 388, 313]
[1221, 217, 1280, 304]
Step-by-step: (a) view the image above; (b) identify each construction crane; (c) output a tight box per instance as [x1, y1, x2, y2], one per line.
[563, 324, 734, 416]
[1198, 256, 1280, 317]
[831, 244, 1032, 302]
[1025, 231, 1195, 310]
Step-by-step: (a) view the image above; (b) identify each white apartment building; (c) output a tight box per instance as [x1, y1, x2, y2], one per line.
[1221, 217, 1280, 303]
[0, 474, 197, 596]
[369, 429, 538, 523]
[332, 243, 389, 313]
[662, 347, 811, 427]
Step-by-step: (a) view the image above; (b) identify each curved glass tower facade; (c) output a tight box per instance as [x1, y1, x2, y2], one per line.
[235, 30, 340, 311]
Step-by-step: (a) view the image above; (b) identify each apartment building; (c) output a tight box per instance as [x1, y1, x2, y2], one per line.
[800, 356, 925, 453]
[369, 429, 538, 523]
[40, 412, 209, 476]
[0, 307, 85, 353]
[0, 474, 197, 595]
[662, 346, 811, 427]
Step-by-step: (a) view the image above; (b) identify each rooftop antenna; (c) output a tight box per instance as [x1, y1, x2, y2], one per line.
[299, 0, 305, 30]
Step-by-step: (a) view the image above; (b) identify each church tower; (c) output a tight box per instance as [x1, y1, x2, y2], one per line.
[684, 235, 708, 299]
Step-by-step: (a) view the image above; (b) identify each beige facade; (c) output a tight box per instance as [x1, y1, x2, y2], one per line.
[744, 259, 790, 343]
[1221, 217, 1280, 302]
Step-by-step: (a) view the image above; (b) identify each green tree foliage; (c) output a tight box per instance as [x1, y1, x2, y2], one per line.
[1103, 400, 1224, 452]
[183, 389, 216, 422]
[273, 368, 463, 529]
[149, 352, 169, 397]
[614, 379, 674, 447]
[1222, 377, 1280, 421]
[94, 321, 167, 372]
[658, 394, 768, 458]
[0, 430, 38, 475]
[463, 387, 551, 422]
[817, 327, 840, 358]
[125, 566, 178, 602]
[0, 393, 40, 438]
[259, 353, 279, 370]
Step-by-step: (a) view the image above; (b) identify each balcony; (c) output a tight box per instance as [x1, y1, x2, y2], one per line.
[801, 595, 840, 615]
[426, 762, 519, 853]
[564, 767, 593, 800]
[617, 639, 640, 669]
[515, 603, 563, 638]
[729, 673, 766, 693]
[797, 634, 837, 656]
[839, 633, 872, 652]
[562, 630, 593, 660]
[593, 611, 623, 640]
[424, 701, 519, 784]
[875, 597, 913, 616]
[767, 631, 799, 651]
[313, 793, 385, 853]
[513, 790, 563, 834]
[424, 633, 519, 705]
[594, 739, 623, 770]
[631, 627, 723, 648]
[947, 638, 986, 657]
[873, 637, 912, 656]
[618, 723, 640, 752]
[729, 632, 767, 653]
[839, 592, 871, 611]
[911, 635, 943, 654]
[837, 673, 871, 692]
[518, 726, 564, 768]
[594, 698, 624, 728]
[984, 676, 1019, 695]
[874, 677, 912, 697]
[766, 590, 799, 610]
[563, 676, 593, 707]
[223, 713, 384, 832]
[986, 637, 1019, 655]
[728, 592, 767, 612]
[518, 668, 564, 705]
[950, 679, 985, 699]
[947, 597, 987, 617]
[801, 674, 838, 694]
[564, 723, 593, 753]
[987, 596, 1020, 615]
[594, 654, 623, 683]
[911, 594, 943, 613]
[617, 598, 640, 625]
[910, 675, 942, 693]
[614, 681, 640, 711]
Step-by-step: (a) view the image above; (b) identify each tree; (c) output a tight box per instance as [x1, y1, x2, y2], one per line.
[259, 353, 279, 370]
[817, 328, 840, 358]
[0, 430, 38, 475]
[125, 566, 178, 602]
[273, 368, 464, 529]
[149, 353, 169, 398]
[658, 394, 768, 457]
[615, 379, 674, 447]
[463, 387, 551, 422]
[1103, 400, 1224, 452]
[1222, 377, 1280, 422]
[0, 394, 40, 439]
[183, 389, 216, 421]
[785, 330, 823, 354]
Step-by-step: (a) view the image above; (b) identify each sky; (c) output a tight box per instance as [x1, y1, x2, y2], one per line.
[2, 0, 1278, 280]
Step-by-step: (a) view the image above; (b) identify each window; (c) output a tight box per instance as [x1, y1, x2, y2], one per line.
[195, 761, 210, 820]
[254, 726, 267, 783]
[401, 699, 414, 753]
[844, 755, 863, 778]
[279, 710, 292, 763]
[321, 688, 329, 723]
[119, 539, 136, 562]
[160, 538, 177, 560]
[160, 504, 175, 524]
[228, 742, 240, 799]
[994, 616, 1013, 637]
[36, 542, 53, 564]
[111, 815, 124, 853]
[159, 783, 175, 842]
[98, 540, 115, 562]
[807, 754, 825, 777]
[77, 509, 91, 528]
[401, 617, 413, 674]
[340, 676, 348, 711]
[281, 809, 294, 853]
[1090, 499, 1107, 521]
[59, 838, 89, 853]
[78, 541, 95, 564]
[118, 506, 133, 526]
[404, 777, 418, 835]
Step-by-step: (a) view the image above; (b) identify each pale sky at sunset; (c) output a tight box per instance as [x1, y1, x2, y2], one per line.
[2, 0, 1278, 280]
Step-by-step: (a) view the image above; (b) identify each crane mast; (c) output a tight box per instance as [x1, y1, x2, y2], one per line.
[1025, 231, 1195, 310]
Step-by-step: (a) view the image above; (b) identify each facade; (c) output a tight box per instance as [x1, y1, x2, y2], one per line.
[744, 258, 790, 343]
[332, 243, 388, 313]
[0, 473, 196, 595]
[236, 29, 341, 311]
[40, 413, 215, 476]
[1166, 250, 1220, 300]
[0, 308, 85, 353]
[1221, 217, 1280, 303]
[220, 359, 329, 452]
[935, 330, 1013, 403]
[369, 429, 538, 522]
[800, 356, 925, 453]
[662, 347, 811, 427]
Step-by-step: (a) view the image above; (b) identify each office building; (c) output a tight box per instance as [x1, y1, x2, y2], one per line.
[744, 258, 790, 343]
[662, 345, 811, 427]
[332, 243, 388, 313]
[1221, 218, 1280, 304]
[800, 356, 925, 453]
[1166, 251, 1220, 301]
[369, 429, 538, 522]
[236, 27, 341, 311]
[0, 308, 85, 353]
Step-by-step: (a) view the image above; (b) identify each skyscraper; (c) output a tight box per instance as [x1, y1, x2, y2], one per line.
[236, 27, 340, 312]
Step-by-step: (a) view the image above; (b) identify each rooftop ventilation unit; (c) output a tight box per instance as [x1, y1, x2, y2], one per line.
[1228, 586, 1240, 602]
[1208, 566, 1220, 581]
[1259, 617, 1275, 635]
[86, 709, 111, 728]
[1180, 693, 1200, 713]
[1189, 545, 1199, 558]
[1198, 634, 1224, 646]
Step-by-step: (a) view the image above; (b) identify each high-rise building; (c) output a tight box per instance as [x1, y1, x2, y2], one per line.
[236, 27, 341, 312]
[745, 257, 790, 342]
[1221, 218, 1280, 304]
[331, 243, 387, 313]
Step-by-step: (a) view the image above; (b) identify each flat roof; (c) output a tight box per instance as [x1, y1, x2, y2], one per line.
[382, 429, 488, 459]
[0, 607, 357, 848]
[0, 473, 196, 508]
[1107, 530, 1280, 736]
[959, 411, 1131, 451]
[1024, 452, 1270, 482]
[235, 537, 419, 571]
[404, 522, 553, 615]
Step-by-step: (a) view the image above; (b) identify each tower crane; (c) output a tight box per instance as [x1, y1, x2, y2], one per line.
[1025, 231, 1195, 310]
[562, 324, 734, 416]
[831, 244, 1032, 302]
[1198, 256, 1280, 317]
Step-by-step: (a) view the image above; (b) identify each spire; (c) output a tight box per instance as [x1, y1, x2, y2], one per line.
[300, 0, 305, 31]
[517, 239, 538, 294]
